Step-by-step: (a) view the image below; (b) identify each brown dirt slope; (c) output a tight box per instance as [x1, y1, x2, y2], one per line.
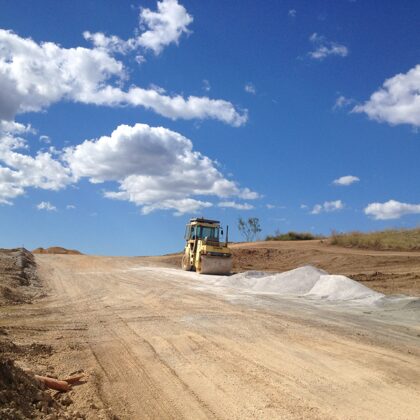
[147, 240, 420, 296]
[0, 248, 41, 305]
[33, 247, 82, 255]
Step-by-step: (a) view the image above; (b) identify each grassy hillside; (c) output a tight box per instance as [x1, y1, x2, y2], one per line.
[330, 228, 420, 251]
[266, 231, 324, 241]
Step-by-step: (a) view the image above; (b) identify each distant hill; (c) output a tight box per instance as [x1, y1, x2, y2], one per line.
[32, 247, 83, 255]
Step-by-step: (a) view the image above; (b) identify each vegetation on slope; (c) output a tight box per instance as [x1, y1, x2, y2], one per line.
[266, 231, 324, 241]
[330, 228, 420, 251]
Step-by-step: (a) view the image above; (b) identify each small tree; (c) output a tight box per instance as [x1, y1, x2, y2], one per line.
[237, 217, 262, 242]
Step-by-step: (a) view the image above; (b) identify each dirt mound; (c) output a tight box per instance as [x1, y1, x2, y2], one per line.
[0, 248, 41, 306]
[33, 247, 82, 255]
[0, 357, 69, 419]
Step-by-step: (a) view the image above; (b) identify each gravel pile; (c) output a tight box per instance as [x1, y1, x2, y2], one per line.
[205, 265, 389, 305]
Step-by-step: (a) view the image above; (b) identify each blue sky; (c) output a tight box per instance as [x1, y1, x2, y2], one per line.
[0, 0, 419, 255]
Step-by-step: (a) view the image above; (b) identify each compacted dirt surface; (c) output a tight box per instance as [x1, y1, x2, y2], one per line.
[1, 249, 420, 419]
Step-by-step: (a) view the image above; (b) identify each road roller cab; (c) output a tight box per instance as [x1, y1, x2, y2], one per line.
[182, 218, 232, 275]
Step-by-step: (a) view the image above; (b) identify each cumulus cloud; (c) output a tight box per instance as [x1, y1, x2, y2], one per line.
[0, 120, 34, 135]
[333, 175, 360, 186]
[218, 201, 254, 210]
[137, 0, 193, 54]
[364, 200, 420, 220]
[0, 126, 73, 204]
[0, 28, 246, 126]
[244, 83, 256, 95]
[311, 200, 344, 214]
[288, 9, 297, 18]
[308, 33, 348, 60]
[83, 0, 193, 56]
[0, 123, 258, 214]
[0, 167, 24, 204]
[37, 201, 57, 211]
[65, 123, 258, 215]
[143, 198, 212, 216]
[353, 64, 420, 127]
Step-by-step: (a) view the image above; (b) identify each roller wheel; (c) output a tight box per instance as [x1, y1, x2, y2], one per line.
[182, 252, 192, 271]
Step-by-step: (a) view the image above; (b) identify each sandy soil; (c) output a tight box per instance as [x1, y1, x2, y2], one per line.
[0, 248, 41, 305]
[2, 254, 419, 419]
[150, 240, 420, 296]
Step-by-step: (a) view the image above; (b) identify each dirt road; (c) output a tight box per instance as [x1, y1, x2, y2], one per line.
[2, 254, 420, 419]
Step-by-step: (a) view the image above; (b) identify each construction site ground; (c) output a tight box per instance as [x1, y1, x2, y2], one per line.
[1, 241, 420, 419]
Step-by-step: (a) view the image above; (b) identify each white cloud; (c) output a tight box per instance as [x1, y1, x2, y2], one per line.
[143, 198, 212, 216]
[82, 32, 132, 55]
[333, 95, 355, 110]
[65, 123, 258, 215]
[0, 122, 258, 214]
[308, 33, 348, 60]
[311, 200, 344, 214]
[0, 167, 24, 204]
[0, 121, 34, 135]
[137, 0, 193, 55]
[288, 9, 297, 18]
[333, 175, 360, 186]
[0, 28, 246, 126]
[202, 79, 211, 92]
[300, 204, 308, 209]
[83, 0, 193, 56]
[37, 201, 57, 211]
[353, 64, 420, 127]
[218, 201, 254, 210]
[244, 83, 256, 95]
[266, 204, 275, 209]
[0, 29, 124, 121]
[39, 135, 51, 144]
[0, 127, 73, 204]
[364, 200, 420, 220]
[66, 204, 76, 209]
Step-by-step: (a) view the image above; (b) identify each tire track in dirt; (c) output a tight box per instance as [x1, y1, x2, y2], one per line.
[10, 254, 419, 420]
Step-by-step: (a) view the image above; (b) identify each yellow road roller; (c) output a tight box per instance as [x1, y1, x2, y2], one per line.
[182, 218, 232, 275]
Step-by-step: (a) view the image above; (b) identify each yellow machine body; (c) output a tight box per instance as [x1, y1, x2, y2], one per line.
[182, 218, 232, 275]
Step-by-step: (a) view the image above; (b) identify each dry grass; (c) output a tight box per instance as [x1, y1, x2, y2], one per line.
[330, 228, 420, 251]
[266, 231, 324, 241]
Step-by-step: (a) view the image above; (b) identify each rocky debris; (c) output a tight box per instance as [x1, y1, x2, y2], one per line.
[0, 248, 40, 305]
[0, 357, 70, 419]
[0, 336, 91, 419]
[33, 247, 82, 255]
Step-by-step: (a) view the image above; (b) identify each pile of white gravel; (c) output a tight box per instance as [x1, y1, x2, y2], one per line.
[205, 265, 385, 304]
[307, 274, 384, 302]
